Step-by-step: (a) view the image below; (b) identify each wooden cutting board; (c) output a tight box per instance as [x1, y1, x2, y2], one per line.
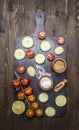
[13, 9, 67, 117]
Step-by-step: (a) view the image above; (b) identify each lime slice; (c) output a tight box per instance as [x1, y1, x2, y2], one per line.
[55, 47, 64, 55]
[22, 36, 34, 48]
[55, 95, 67, 107]
[14, 49, 25, 60]
[40, 40, 51, 52]
[27, 66, 36, 77]
[12, 101, 26, 114]
[45, 107, 56, 117]
[38, 93, 49, 103]
[35, 54, 46, 64]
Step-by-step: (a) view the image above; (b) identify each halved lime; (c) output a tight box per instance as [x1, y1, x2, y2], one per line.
[12, 101, 26, 115]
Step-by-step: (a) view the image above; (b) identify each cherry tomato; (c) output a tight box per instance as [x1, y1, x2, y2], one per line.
[26, 50, 35, 58]
[27, 94, 36, 103]
[47, 53, 55, 61]
[38, 30, 46, 40]
[21, 77, 30, 87]
[17, 92, 25, 100]
[57, 37, 65, 45]
[31, 102, 39, 110]
[17, 65, 26, 74]
[24, 86, 33, 96]
[35, 108, 44, 117]
[26, 109, 35, 118]
[12, 80, 21, 88]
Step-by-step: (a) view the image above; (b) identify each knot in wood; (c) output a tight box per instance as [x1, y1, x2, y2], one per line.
[7, 0, 16, 12]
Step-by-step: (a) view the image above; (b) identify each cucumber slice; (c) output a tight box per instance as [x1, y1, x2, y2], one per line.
[45, 107, 56, 117]
[35, 54, 46, 64]
[40, 40, 51, 52]
[55, 47, 64, 55]
[12, 101, 26, 115]
[55, 95, 67, 107]
[38, 93, 49, 103]
[27, 66, 36, 77]
[22, 36, 34, 48]
[14, 49, 25, 60]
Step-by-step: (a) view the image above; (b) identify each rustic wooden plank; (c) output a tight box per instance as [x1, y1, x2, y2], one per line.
[0, 1, 11, 130]
[67, 0, 79, 130]
[45, 0, 56, 35]
[74, 1, 79, 130]
[0, 35, 5, 73]
[3, 0, 79, 130]
[0, 0, 5, 117]
[0, 0, 5, 33]
[1, 1, 16, 130]
[0, 73, 4, 109]
[54, 0, 68, 36]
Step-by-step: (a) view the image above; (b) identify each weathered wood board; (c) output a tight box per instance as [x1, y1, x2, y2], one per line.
[0, 0, 79, 130]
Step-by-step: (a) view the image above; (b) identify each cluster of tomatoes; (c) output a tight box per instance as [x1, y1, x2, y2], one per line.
[12, 74, 43, 118]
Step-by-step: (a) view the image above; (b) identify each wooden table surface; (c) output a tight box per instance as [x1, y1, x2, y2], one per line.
[0, 0, 79, 130]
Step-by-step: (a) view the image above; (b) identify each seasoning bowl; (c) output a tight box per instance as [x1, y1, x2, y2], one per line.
[39, 75, 53, 91]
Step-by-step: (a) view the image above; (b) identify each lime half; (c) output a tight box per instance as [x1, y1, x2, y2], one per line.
[12, 101, 26, 115]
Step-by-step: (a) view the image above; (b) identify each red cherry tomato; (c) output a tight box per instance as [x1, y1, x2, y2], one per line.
[18, 92, 25, 100]
[17, 65, 26, 74]
[21, 77, 30, 87]
[24, 86, 33, 96]
[12, 80, 21, 88]
[31, 102, 39, 110]
[47, 53, 55, 61]
[26, 109, 35, 118]
[35, 109, 44, 117]
[27, 94, 36, 103]
[38, 30, 46, 40]
[57, 37, 65, 45]
[26, 50, 35, 58]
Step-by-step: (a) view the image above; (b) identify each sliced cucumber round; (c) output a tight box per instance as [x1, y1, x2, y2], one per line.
[22, 36, 34, 48]
[55, 95, 67, 107]
[45, 107, 56, 117]
[27, 66, 36, 77]
[40, 40, 51, 52]
[38, 93, 49, 103]
[35, 54, 46, 64]
[55, 47, 64, 55]
[14, 48, 25, 60]
[12, 101, 26, 115]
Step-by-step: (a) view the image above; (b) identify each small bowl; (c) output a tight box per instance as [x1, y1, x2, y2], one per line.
[39, 75, 53, 91]
[52, 58, 67, 73]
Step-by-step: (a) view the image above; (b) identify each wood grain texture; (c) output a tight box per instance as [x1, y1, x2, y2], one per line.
[0, 0, 4, 116]
[0, 0, 79, 130]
